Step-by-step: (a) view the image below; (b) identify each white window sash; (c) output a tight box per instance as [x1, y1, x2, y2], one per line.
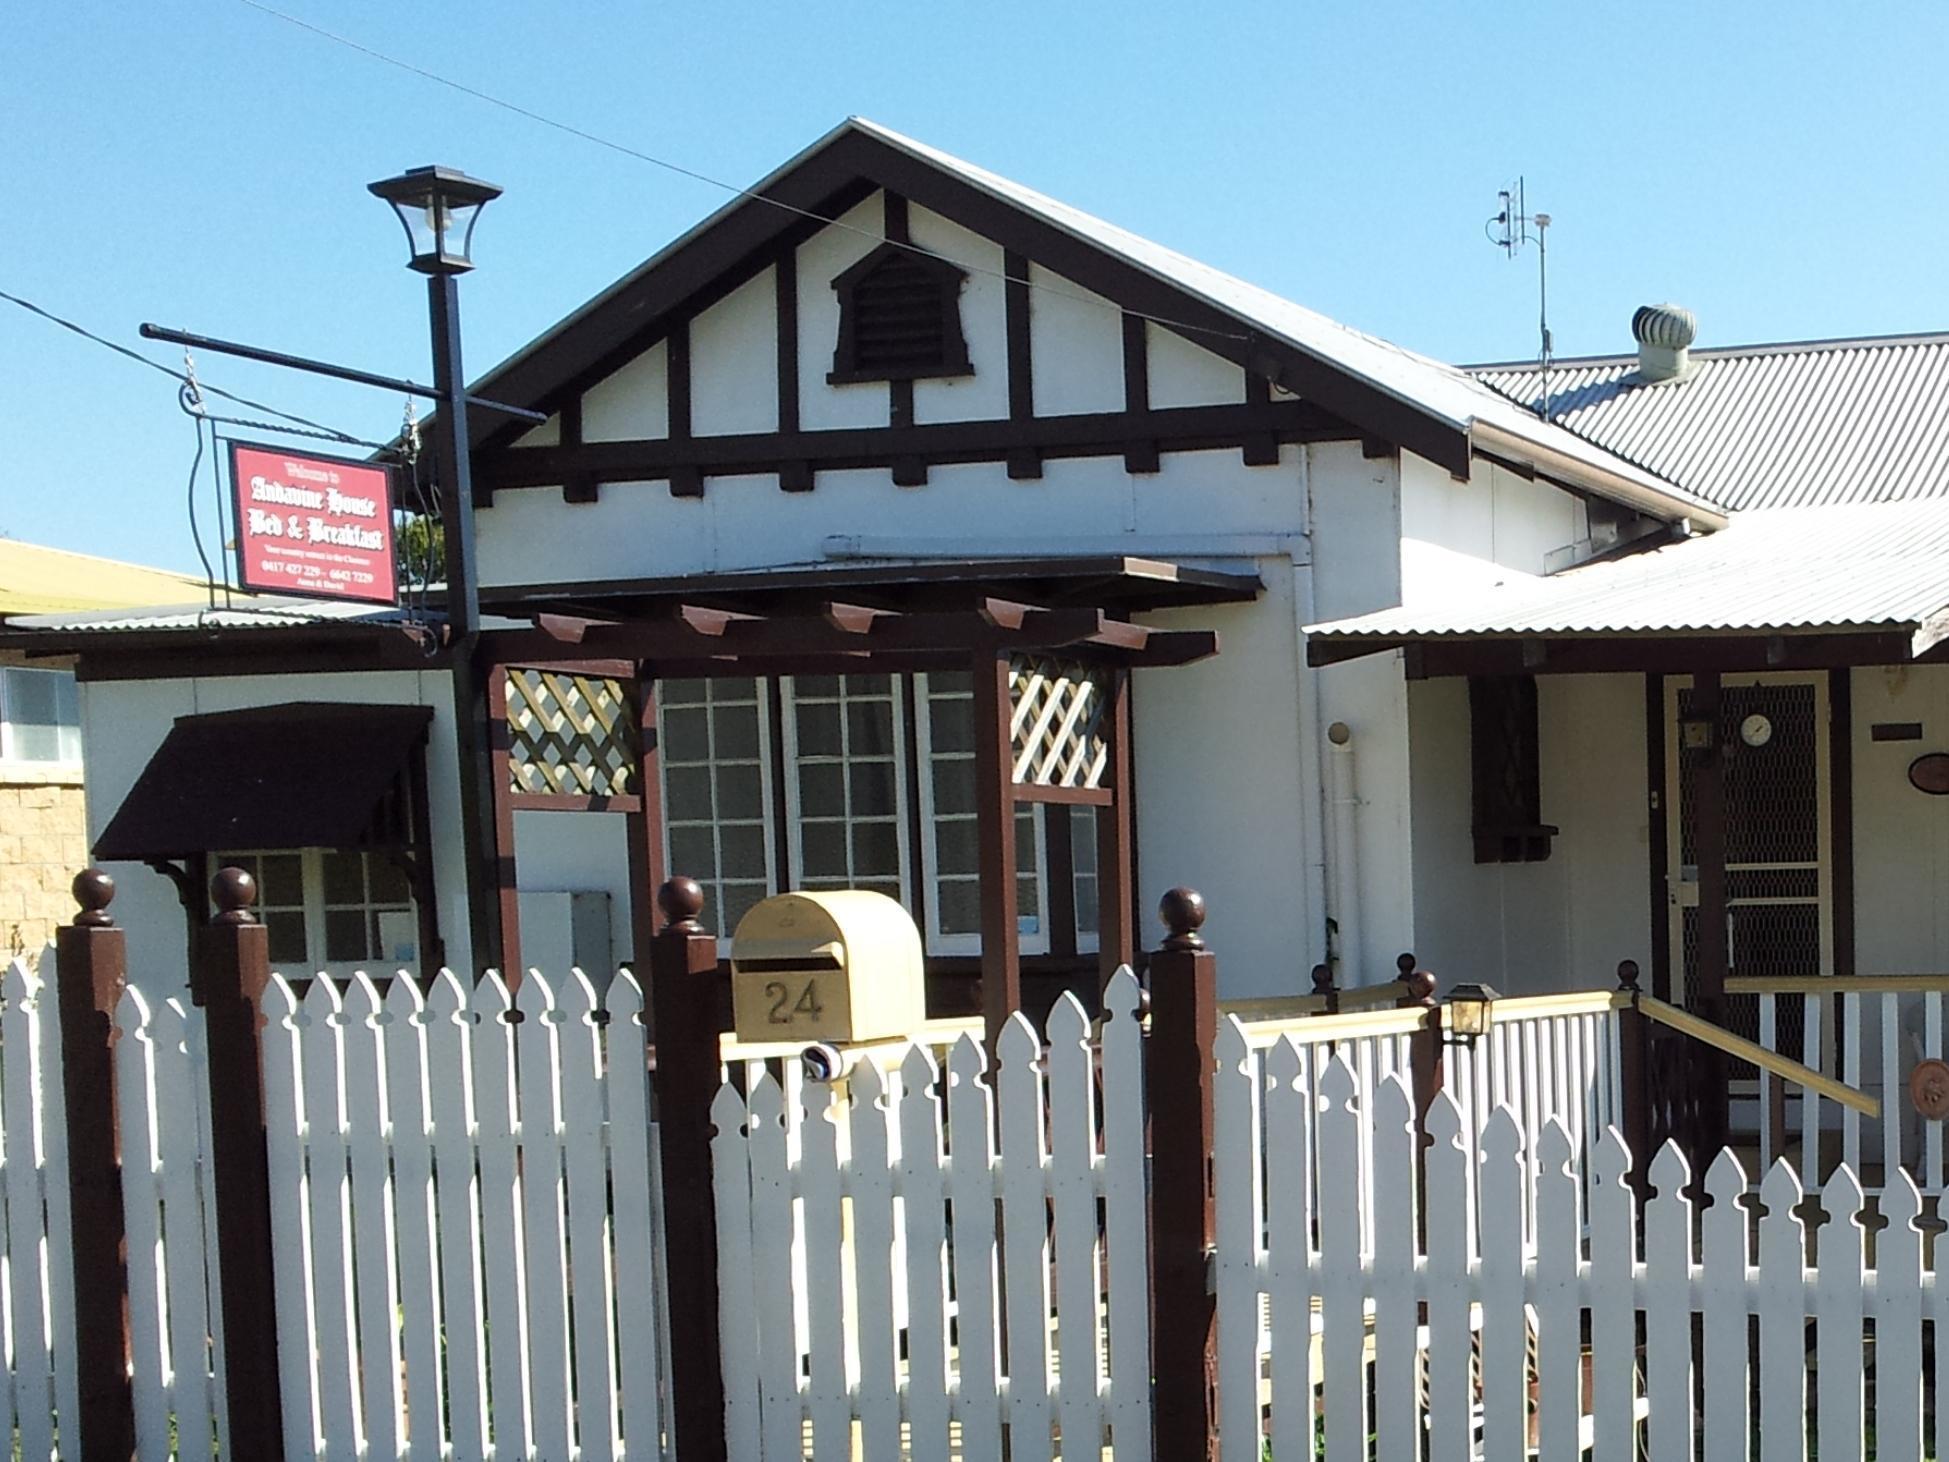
[655, 680, 778, 953]
[780, 675, 912, 903]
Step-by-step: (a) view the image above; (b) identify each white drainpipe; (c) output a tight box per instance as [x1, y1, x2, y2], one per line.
[1326, 721, 1364, 987]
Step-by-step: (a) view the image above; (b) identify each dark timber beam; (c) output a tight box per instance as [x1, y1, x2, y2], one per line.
[1310, 631, 1934, 675]
[475, 398, 1359, 496]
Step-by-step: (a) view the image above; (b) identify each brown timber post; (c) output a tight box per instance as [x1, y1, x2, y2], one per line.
[1096, 667, 1137, 990]
[1311, 961, 1337, 1013]
[199, 867, 285, 1458]
[1398, 963, 1443, 1151]
[649, 877, 727, 1462]
[972, 650, 1021, 1054]
[1147, 886, 1218, 1462]
[54, 868, 135, 1460]
[1617, 959, 1653, 1194]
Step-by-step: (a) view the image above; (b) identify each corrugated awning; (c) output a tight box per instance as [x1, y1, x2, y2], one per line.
[95, 703, 432, 862]
[1305, 500, 1949, 663]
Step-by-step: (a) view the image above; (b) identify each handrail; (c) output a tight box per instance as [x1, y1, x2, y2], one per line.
[1635, 994, 1880, 1119]
[1234, 1003, 1435, 1045]
[1219, 981, 1406, 1022]
[1725, 974, 1949, 995]
[1489, 990, 1630, 1021]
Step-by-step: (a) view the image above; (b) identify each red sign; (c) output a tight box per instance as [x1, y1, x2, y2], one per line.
[229, 443, 398, 605]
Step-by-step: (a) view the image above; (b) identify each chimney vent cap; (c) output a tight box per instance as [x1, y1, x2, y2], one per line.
[1632, 303, 1697, 350]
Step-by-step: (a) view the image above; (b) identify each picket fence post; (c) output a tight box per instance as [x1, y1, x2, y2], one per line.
[1616, 959, 1653, 1193]
[1147, 886, 1218, 1462]
[54, 868, 135, 1461]
[650, 876, 728, 1462]
[199, 866, 285, 1458]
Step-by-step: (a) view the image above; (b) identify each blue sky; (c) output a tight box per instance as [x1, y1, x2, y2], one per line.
[5, 1, 1946, 573]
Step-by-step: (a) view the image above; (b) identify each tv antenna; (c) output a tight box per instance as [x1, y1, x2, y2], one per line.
[1485, 178, 1555, 421]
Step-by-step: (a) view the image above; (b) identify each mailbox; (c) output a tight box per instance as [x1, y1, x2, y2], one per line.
[729, 890, 924, 1044]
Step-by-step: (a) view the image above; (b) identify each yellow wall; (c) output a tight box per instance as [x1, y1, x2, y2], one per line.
[0, 770, 87, 964]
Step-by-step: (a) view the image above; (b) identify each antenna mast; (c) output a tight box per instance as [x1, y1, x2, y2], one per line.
[1486, 178, 1555, 421]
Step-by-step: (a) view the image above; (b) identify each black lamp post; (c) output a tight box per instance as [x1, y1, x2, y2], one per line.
[370, 164, 506, 977]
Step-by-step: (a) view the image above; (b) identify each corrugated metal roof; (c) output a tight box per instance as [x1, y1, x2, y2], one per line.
[1306, 498, 1949, 647]
[1473, 334, 1949, 512]
[0, 541, 212, 617]
[2, 598, 436, 634]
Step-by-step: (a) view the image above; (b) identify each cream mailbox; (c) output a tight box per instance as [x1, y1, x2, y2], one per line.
[729, 890, 924, 1044]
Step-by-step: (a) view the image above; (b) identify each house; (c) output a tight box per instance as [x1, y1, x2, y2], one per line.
[5, 121, 1941, 1049]
[0, 539, 210, 960]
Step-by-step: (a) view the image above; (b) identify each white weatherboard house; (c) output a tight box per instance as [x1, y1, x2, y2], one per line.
[13, 121, 1949, 1069]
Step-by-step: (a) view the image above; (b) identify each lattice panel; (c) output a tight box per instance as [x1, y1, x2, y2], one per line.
[1008, 656, 1108, 788]
[505, 669, 635, 797]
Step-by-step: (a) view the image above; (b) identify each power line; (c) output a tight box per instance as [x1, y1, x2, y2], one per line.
[0, 286, 390, 447]
[231, 0, 1249, 345]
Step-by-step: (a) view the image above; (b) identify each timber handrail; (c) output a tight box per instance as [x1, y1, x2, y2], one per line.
[1725, 973, 1949, 995]
[1489, 990, 1631, 1021]
[1635, 994, 1881, 1119]
[1234, 1002, 1436, 1045]
[1219, 982, 1406, 1021]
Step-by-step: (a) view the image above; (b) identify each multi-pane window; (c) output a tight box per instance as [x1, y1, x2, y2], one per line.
[0, 666, 81, 765]
[659, 679, 775, 939]
[915, 672, 1043, 954]
[214, 849, 417, 975]
[1070, 805, 1100, 953]
[785, 676, 906, 901]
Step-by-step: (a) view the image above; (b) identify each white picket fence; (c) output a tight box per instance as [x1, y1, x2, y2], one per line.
[711, 968, 1152, 1462]
[111, 966, 677, 1461]
[1215, 1010, 1949, 1461]
[0, 956, 77, 1462]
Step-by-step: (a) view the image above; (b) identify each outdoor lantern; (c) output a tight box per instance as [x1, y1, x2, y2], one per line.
[1445, 982, 1500, 1046]
[368, 166, 504, 275]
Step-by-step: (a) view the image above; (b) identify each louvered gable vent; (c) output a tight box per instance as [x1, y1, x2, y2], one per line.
[829, 242, 972, 384]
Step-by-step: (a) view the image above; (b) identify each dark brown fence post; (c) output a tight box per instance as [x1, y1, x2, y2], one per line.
[1617, 959, 1652, 1194]
[54, 868, 135, 1460]
[1310, 962, 1337, 1013]
[1147, 886, 1218, 1462]
[199, 867, 284, 1458]
[1398, 964, 1443, 1125]
[649, 877, 727, 1462]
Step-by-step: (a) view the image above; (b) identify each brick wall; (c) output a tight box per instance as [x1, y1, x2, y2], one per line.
[0, 773, 88, 965]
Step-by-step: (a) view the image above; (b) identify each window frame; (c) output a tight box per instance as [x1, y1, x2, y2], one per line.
[655, 677, 780, 952]
[780, 674, 913, 905]
[211, 847, 419, 981]
[0, 665, 82, 770]
[912, 672, 1052, 958]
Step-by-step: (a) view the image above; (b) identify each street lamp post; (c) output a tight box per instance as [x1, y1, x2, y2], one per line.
[370, 165, 506, 977]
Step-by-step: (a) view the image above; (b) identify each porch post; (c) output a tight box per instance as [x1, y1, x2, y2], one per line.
[53, 869, 135, 1460]
[973, 649, 1021, 1050]
[199, 867, 286, 1458]
[1688, 671, 1732, 1154]
[625, 667, 668, 976]
[1147, 886, 1218, 1462]
[1096, 666, 1138, 988]
[1399, 963, 1443, 1199]
[1617, 959, 1653, 1194]
[649, 878, 727, 1462]
[486, 665, 524, 985]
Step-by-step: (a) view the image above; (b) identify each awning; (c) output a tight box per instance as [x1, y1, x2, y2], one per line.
[95, 703, 432, 862]
[1306, 500, 1949, 666]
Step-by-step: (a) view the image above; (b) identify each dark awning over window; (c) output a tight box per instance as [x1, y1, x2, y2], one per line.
[95, 703, 432, 862]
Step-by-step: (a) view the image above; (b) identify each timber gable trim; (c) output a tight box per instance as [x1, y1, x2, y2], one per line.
[460, 124, 1473, 486]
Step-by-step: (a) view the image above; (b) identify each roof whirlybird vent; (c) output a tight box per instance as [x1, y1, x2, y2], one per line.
[1632, 303, 1698, 384]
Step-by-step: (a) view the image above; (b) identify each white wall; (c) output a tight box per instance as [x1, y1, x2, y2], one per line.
[910, 205, 1008, 424]
[513, 808, 638, 965]
[1405, 672, 1650, 995]
[1398, 452, 1586, 605]
[1853, 664, 1949, 975]
[691, 269, 777, 437]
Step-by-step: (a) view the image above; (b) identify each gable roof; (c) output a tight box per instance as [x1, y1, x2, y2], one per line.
[463, 119, 1726, 529]
[1473, 333, 1949, 513]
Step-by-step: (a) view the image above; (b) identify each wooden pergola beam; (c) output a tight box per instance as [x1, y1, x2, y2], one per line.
[1309, 630, 1930, 676]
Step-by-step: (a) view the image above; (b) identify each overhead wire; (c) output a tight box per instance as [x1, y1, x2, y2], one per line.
[231, 0, 1252, 346]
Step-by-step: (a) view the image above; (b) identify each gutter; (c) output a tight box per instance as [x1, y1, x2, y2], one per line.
[1468, 419, 1729, 533]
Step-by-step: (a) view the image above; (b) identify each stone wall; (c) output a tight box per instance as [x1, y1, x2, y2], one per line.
[0, 771, 88, 965]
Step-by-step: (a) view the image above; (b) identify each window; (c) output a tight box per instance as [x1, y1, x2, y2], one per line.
[784, 676, 907, 901]
[1468, 675, 1556, 863]
[1070, 805, 1100, 954]
[914, 672, 1045, 954]
[828, 243, 972, 384]
[214, 849, 418, 976]
[659, 678, 776, 939]
[0, 666, 80, 765]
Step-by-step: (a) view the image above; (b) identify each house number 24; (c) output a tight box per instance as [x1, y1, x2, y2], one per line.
[764, 978, 825, 1025]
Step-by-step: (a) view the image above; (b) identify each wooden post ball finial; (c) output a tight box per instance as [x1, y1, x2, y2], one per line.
[1617, 959, 1642, 992]
[1401, 968, 1438, 1006]
[71, 867, 115, 927]
[1158, 886, 1206, 951]
[1396, 952, 1417, 980]
[209, 866, 259, 925]
[1310, 963, 1335, 996]
[658, 876, 706, 933]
